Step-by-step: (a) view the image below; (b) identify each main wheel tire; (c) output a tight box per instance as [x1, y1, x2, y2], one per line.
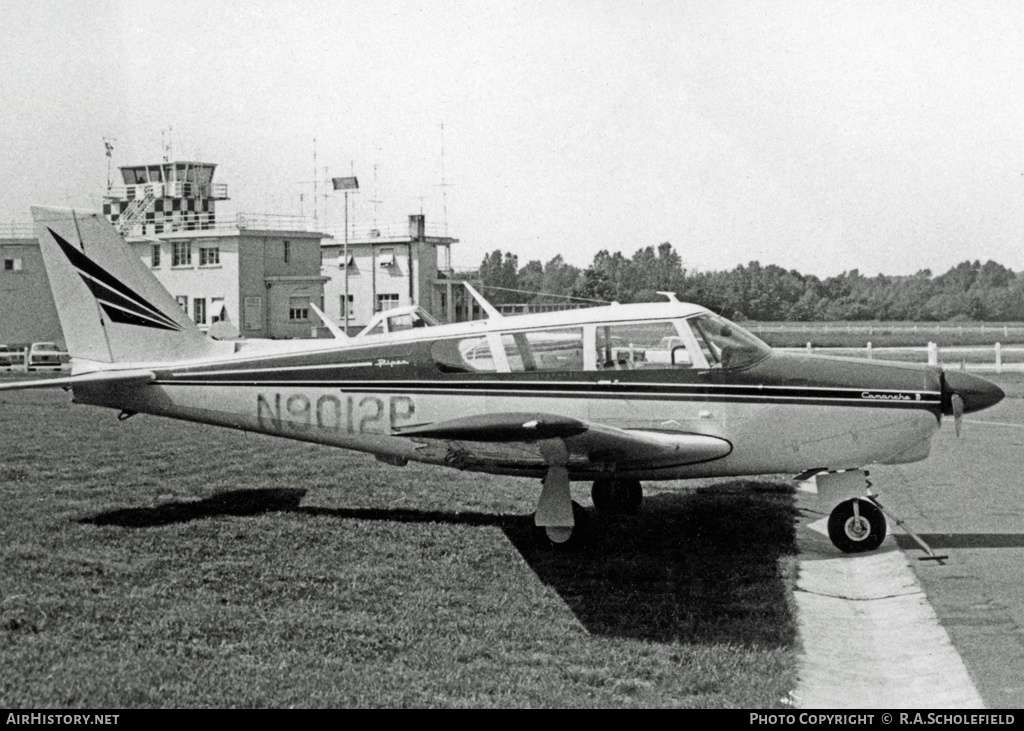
[827, 498, 886, 553]
[533, 501, 589, 550]
[591, 477, 643, 514]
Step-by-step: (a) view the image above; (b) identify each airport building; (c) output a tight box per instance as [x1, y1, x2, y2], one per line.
[0, 157, 471, 345]
[0, 229, 64, 348]
[102, 161, 330, 339]
[319, 214, 471, 333]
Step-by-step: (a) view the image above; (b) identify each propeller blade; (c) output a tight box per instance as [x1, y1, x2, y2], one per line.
[952, 393, 964, 438]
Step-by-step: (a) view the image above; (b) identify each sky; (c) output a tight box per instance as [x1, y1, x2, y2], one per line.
[3, 0, 1024, 277]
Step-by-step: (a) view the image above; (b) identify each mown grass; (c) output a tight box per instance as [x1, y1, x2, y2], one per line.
[0, 388, 799, 708]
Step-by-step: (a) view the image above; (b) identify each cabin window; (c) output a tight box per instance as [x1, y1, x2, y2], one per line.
[499, 327, 583, 372]
[432, 336, 498, 373]
[595, 321, 692, 370]
[687, 314, 771, 370]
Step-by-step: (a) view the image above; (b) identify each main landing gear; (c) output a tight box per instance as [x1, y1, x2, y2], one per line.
[591, 476, 643, 514]
[533, 468, 646, 549]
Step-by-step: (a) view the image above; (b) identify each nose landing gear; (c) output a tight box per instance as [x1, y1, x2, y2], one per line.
[827, 497, 886, 553]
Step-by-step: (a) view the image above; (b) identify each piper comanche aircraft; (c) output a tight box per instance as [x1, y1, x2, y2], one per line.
[1, 207, 1006, 552]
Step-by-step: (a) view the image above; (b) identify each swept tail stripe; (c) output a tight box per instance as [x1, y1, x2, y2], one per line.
[48, 227, 181, 331]
[79, 275, 181, 330]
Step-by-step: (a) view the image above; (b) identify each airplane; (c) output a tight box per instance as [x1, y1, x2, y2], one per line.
[0, 206, 1005, 553]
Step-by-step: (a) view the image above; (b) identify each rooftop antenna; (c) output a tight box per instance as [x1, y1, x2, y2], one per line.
[297, 138, 329, 223]
[161, 127, 173, 162]
[437, 121, 454, 235]
[103, 137, 116, 192]
[369, 163, 382, 230]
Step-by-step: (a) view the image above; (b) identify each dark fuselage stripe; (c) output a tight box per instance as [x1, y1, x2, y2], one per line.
[151, 378, 941, 409]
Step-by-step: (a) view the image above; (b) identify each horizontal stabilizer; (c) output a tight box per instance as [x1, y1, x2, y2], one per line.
[394, 412, 588, 441]
[0, 369, 155, 392]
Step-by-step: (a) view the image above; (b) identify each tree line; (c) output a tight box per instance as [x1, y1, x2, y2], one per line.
[472, 244, 1024, 322]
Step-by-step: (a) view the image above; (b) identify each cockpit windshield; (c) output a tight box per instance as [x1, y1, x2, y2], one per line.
[687, 314, 771, 370]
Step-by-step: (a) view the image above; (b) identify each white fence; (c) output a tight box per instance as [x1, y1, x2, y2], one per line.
[750, 324, 1024, 338]
[779, 342, 1024, 373]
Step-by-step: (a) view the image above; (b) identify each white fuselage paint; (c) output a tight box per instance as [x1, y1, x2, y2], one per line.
[75, 380, 940, 481]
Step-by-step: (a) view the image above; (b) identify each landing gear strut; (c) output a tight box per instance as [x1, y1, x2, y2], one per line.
[533, 501, 589, 549]
[591, 477, 643, 514]
[827, 497, 887, 553]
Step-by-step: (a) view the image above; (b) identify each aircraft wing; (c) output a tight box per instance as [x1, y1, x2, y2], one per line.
[395, 412, 732, 468]
[0, 369, 156, 392]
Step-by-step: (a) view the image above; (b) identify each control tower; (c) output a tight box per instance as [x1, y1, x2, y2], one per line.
[102, 161, 229, 236]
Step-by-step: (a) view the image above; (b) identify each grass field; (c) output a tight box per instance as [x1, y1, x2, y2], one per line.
[0, 387, 799, 708]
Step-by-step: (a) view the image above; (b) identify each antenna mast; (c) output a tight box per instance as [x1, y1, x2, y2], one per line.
[438, 121, 453, 235]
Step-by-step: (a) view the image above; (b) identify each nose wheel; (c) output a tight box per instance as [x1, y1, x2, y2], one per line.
[827, 498, 886, 553]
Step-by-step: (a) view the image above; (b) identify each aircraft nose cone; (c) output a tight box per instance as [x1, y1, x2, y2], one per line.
[942, 370, 1005, 414]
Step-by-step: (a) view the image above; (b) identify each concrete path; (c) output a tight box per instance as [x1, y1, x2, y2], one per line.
[792, 512, 985, 709]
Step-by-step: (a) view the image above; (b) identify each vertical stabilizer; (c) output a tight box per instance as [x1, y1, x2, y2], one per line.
[31, 206, 228, 365]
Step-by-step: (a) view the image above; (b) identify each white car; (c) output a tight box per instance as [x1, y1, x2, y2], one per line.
[27, 342, 69, 370]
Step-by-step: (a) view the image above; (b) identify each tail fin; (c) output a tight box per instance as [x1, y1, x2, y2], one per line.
[31, 206, 227, 365]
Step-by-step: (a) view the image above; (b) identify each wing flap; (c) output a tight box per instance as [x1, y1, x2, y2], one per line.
[0, 369, 156, 392]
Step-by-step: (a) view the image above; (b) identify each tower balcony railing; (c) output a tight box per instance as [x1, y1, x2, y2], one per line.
[105, 182, 229, 201]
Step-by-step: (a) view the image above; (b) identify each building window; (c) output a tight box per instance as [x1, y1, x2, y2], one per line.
[175, 295, 188, 313]
[199, 246, 220, 266]
[194, 297, 207, 325]
[378, 247, 395, 267]
[283, 240, 291, 263]
[340, 294, 353, 318]
[377, 293, 400, 311]
[3, 258, 23, 272]
[172, 242, 192, 267]
[151, 245, 160, 268]
[288, 296, 309, 321]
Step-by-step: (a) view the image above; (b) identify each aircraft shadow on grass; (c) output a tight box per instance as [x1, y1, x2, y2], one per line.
[81, 482, 800, 647]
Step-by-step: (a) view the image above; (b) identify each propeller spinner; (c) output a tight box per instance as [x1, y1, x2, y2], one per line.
[941, 370, 1004, 437]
